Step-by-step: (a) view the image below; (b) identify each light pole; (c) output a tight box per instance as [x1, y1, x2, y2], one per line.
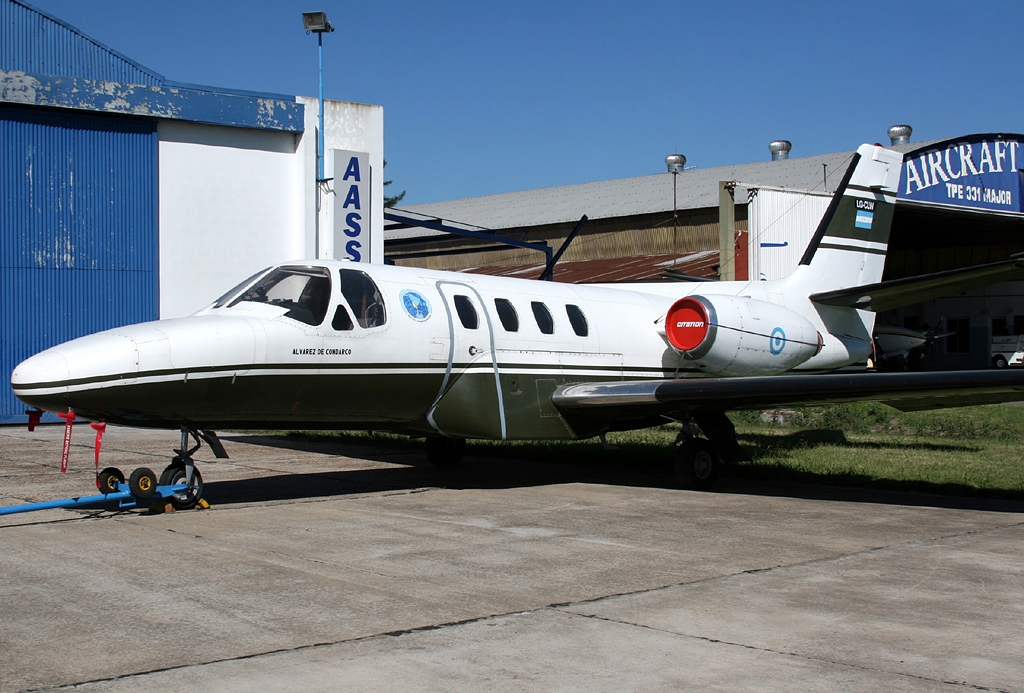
[302, 11, 334, 184]
[665, 154, 686, 266]
[303, 11, 334, 258]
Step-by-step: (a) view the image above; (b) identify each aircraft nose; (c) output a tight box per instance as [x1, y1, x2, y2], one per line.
[12, 334, 139, 415]
[11, 349, 70, 393]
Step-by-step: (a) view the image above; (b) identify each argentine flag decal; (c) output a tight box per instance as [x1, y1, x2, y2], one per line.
[855, 209, 874, 229]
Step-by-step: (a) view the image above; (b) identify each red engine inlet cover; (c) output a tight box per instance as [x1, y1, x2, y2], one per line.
[666, 297, 710, 352]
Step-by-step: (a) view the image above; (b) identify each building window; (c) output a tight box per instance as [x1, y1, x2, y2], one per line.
[565, 304, 588, 337]
[531, 301, 554, 335]
[454, 295, 478, 329]
[1013, 315, 1024, 335]
[946, 318, 971, 353]
[494, 298, 518, 332]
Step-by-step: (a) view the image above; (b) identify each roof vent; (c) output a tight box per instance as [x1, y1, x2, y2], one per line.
[888, 124, 912, 145]
[768, 140, 792, 161]
[665, 154, 687, 173]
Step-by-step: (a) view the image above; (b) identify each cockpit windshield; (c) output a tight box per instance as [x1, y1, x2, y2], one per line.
[212, 269, 270, 308]
[229, 266, 332, 326]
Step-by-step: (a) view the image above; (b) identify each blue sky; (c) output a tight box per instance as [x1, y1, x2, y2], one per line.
[30, 0, 1024, 204]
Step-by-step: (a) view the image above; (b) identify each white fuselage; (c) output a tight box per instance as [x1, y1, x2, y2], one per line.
[11, 260, 869, 439]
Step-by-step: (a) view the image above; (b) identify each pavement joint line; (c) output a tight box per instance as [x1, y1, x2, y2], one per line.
[9, 519, 1024, 692]
[16, 610, 522, 693]
[553, 609, 1014, 693]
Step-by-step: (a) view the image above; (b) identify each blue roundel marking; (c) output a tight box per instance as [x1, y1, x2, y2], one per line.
[400, 290, 431, 321]
[769, 327, 786, 355]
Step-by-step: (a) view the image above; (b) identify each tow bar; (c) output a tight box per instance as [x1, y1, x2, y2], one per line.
[0, 467, 205, 516]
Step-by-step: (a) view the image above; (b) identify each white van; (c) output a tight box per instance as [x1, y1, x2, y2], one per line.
[991, 335, 1024, 368]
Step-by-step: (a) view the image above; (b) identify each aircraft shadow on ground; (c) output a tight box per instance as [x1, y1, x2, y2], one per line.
[207, 433, 1024, 514]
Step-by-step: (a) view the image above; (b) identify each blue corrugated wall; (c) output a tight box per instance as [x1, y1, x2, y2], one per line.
[1, 106, 158, 423]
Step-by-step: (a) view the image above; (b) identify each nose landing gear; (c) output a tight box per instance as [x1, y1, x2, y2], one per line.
[160, 430, 208, 510]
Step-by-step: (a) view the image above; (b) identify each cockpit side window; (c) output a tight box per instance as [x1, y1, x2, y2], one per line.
[213, 269, 269, 308]
[339, 269, 387, 328]
[229, 266, 332, 326]
[332, 305, 354, 331]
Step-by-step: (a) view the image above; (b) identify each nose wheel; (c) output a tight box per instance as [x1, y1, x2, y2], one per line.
[161, 429, 209, 510]
[160, 458, 205, 510]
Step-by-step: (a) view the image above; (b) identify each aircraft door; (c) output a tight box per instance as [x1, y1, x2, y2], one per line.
[428, 281, 507, 439]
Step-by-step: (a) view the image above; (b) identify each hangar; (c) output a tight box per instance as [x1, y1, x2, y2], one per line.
[386, 129, 1024, 373]
[0, 0, 384, 422]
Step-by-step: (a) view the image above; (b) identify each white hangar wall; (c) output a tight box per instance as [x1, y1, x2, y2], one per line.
[746, 187, 832, 282]
[157, 98, 384, 319]
[304, 97, 385, 266]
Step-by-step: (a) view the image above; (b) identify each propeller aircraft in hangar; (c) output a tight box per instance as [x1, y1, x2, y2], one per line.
[11, 143, 1024, 507]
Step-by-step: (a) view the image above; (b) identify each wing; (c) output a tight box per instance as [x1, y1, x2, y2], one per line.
[553, 370, 1024, 424]
[809, 257, 1024, 313]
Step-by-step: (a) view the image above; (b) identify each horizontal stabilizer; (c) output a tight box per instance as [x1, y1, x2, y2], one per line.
[810, 258, 1024, 313]
[553, 370, 1024, 419]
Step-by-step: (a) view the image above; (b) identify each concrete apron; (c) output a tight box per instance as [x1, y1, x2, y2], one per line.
[1, 424, 1022, 692]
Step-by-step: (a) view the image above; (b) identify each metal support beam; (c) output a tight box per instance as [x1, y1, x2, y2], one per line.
[718, 181, 736, 281]
[539, 215, 588, 281]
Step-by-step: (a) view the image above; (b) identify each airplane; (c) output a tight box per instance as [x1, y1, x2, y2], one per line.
[11, 143, 1024, 506]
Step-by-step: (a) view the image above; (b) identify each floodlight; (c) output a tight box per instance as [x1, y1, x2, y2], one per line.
[302, 11, 334, 33]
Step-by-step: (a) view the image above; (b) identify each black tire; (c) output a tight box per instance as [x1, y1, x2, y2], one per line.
[97, 467, 124, 494]
[425, 437, 466, 468]
[994, 355, 1008, 368]
[674, 439, 719, 491]
[128, 467, 158, 499]
[159, 461, 204, 510]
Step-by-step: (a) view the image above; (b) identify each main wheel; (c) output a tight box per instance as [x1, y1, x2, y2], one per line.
[425, 437, 466, 468]
[97, 467, 124, 494]
[674, 439, 719, 491]
[128, 467, 158, 499]
[159, 460, 204, 510]
[994, 355, 1008, 368]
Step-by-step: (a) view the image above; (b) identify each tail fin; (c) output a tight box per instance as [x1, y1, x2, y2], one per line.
[799, 144, 903, 292]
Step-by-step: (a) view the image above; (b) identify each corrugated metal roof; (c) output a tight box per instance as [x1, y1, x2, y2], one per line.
[2, 0, 163, 84]
[387, 140, 940, 241]
[0, 0, 305, 132]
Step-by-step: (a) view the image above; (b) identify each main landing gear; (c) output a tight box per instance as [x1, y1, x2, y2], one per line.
[672, 410, 749, 491]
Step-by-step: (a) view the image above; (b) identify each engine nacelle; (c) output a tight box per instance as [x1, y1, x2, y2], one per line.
[665, 295, 822, 376]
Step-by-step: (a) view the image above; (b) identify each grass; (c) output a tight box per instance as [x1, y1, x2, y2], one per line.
[283, 403, 1024, 500]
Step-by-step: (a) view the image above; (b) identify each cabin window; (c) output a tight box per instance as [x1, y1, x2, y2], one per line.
[566, 304, 588, 337]
[494, 298, 519, 332]
[531, 301, 554, 335]
[230, 266, 332, 326]
[339, 269, 386, 328]
[332, 305, 354, 331]
[213, 269, 269, 308]
[454, 295, 479, 329]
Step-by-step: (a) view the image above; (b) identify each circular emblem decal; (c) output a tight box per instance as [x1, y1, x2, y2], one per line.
[400, 290, 431, 321]
[769, 327, 786, 355]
